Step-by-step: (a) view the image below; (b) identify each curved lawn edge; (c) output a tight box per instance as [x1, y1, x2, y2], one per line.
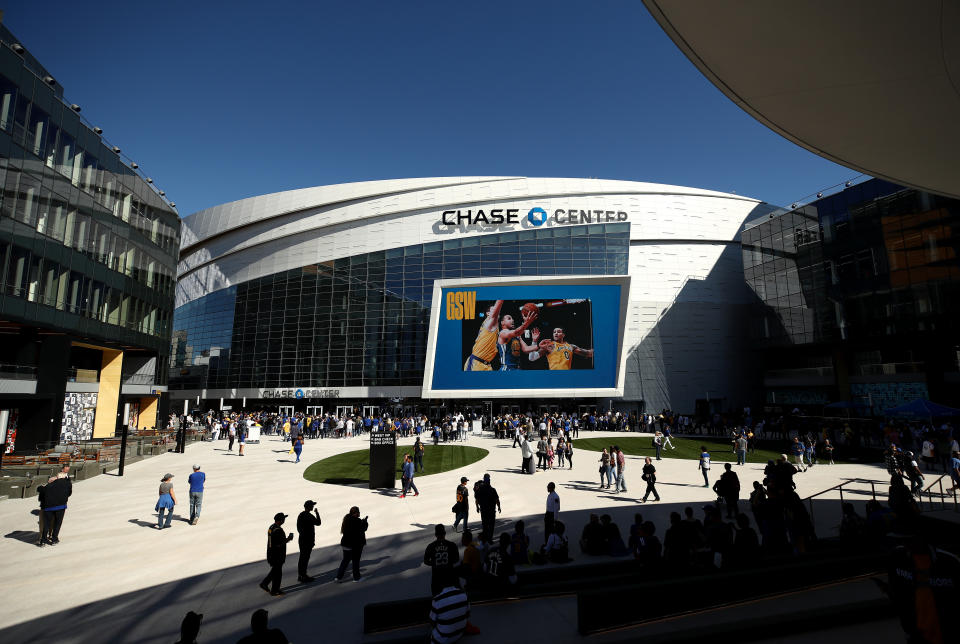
[572, 436, 783, 465]
[303, 445, 489, 486]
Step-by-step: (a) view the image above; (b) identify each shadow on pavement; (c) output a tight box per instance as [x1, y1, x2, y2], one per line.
[4, 529, 38, 544]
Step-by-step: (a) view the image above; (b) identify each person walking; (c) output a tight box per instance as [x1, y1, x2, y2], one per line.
[227, 421, 236, 451]
[641, 456, 660, 502]
[296, 500, 322, 582]
[545, 482, 560, 541]
[259, 512, 294, 596]
[614, 446, 628, 493]
[238, 424, 246, 457]
[175, 416, 187, 453]
[336, 506, 368, 582]
[292, 435, 303, 464]
[453, 476, 470, 532]
[475, 473, 501, 541]
[536, 434, 547, 471]
[156, 473, 177, 529]
[565, 440, 573, 469]
[736, 434, 748, 466]
[790, 437, 807, 472]
[188, 464, 205, 525]
[39, 467, 72, 545]
[698, 446, 711, 488]
[654, 431, 663, 460]
[401, 454, 419, 498]
[413, 437, 425, 473]
[663, 425, 676, 449]
[520, 432, 534, 474]
[824, 439, 836, 465]
[718, 463, 741, 518]
[423, 524, 461, 596]
[599, 449, 611, 489]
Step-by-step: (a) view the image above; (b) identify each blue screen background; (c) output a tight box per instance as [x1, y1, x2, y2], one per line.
[431, 284, 621, 391]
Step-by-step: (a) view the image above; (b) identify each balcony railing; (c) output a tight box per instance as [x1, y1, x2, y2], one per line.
[0, 363, 38, 380]
[856, 361, 924, 376]
[765, 366, 835, 379]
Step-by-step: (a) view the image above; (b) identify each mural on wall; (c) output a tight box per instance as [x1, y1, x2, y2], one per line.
[61, 393, 98, 442]
[850, 382, 929, 413]
[766, 389, 831, 406]
[127, 400, 140, 429]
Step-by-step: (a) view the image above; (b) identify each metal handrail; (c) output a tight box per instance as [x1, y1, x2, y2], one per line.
[803, 478, 880, 529]
[918, 473, 959, 513]
[0, 363, 38, 380]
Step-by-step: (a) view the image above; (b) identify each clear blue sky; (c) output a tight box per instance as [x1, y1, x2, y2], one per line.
[5, 1, 853, 216]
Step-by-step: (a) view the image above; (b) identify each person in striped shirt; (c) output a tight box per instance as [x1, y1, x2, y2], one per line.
[429, 578, 470, 644]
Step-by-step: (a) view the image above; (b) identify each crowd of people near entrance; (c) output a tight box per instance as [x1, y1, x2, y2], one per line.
[16, 398, 959, 644]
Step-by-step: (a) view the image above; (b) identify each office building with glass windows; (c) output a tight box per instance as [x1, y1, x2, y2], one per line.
[742, 178, 960, 411]
[0, 25, 180, 451]
[172, 176, 772, 417]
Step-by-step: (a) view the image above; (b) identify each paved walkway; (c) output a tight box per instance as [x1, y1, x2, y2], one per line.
[0, 431, 890, 643]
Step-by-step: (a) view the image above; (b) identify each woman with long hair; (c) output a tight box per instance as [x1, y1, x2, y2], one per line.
[336, 506, 369, 582]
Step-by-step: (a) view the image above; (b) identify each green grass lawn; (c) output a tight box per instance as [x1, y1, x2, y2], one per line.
[303, 445, 489, 485]
[572, 435, 784, 465]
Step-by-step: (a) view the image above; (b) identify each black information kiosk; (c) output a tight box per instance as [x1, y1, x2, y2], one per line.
[369, 429, 397, 489]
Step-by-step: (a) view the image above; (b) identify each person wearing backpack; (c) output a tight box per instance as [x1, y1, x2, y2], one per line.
[453, 476, 470, 532]
[510, 520, 531, 565]
[545, 521, 571, 563]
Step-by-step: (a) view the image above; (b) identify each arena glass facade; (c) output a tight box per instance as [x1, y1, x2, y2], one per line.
[0, 25, 180, 451]
[171, 177, 773, 417]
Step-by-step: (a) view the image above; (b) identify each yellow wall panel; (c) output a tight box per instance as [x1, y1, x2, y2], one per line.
[138, 396, 158, 430]
[93, 349, 123, 438]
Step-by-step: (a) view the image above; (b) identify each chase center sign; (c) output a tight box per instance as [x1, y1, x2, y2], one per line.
[437, 206, 628, 232]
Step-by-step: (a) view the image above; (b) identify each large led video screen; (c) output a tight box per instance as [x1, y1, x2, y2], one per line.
[422, 275, 630, 398]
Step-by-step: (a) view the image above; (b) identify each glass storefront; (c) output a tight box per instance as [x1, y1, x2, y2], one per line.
[743, 178, 960, 405]
[170, 223, 629, 391]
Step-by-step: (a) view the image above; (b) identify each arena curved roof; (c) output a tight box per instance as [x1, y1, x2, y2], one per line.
[643, 1, 960, 199]
[176, 176, 768, 308]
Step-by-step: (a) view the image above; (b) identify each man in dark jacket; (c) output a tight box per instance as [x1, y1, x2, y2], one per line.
[453, 476, 470, 532]
[718, 463, 741, 518]
[296, 501, 322, 582]
[40, 469, 72, 545]
[475, 474, 501, 541]
[260, 513, 293, 596]
[336, 506, 368, 582]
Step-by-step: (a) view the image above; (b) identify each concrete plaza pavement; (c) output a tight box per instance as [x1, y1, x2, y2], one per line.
[0, 430, 892, 643]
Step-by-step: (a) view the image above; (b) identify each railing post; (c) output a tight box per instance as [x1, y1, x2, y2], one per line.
[870, 481, 876, 501]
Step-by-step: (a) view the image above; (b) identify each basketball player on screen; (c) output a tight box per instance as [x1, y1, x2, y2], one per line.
[464, 301, 539, 371]
[532, 327, 593, 370]
[464, 300, 504, 371]
[497, 306, 540, 371]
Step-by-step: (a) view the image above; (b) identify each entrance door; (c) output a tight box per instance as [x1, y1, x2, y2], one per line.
[363, 405, 379, 419]
[538, 404, 559, 415]
[306, 405, 323, 417]
[578, 405, 595, 418]
[335, 405, 352, 418]
[278, 405, 294, 417]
